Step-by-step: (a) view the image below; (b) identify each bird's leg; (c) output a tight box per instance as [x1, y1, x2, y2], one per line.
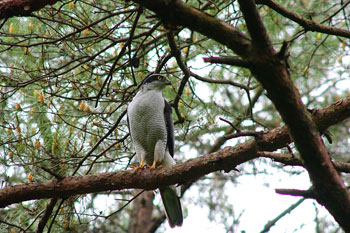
[152, 140, 165, 169]
[151, 159, 157, 169]
[130, 158, 145, 170]
[150, 159, 163, 169]
[130, 150, 146, 170]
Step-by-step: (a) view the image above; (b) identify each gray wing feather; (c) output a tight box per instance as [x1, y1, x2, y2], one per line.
[164, 99, 174, 157]
[126, 112, 131, 139]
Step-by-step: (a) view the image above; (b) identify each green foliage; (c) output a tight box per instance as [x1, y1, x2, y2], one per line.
[0, 0, 349, 232]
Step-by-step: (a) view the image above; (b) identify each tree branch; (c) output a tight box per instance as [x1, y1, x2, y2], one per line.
[260, 198, 305, 233]
[275, 189, 315, 198]
[256, 0, 350, 39]
[238, 0, 274, 53]
[259, 151, 350, 173]
[0, 0, 59, 19]
[237, 0, 350, 230]
[189, 70, 251, 91]
[131, 0, 251, 57]
[1, 97, 349, 208]
[35, 198, 58, 233]
[0, 144, 257, 208]
[202, 56, 251, 69]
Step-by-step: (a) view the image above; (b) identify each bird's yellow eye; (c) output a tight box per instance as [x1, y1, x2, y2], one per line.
[157, 76, 162, 80]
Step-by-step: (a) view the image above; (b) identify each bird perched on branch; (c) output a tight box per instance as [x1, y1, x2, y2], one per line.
[127, 73, 183, 228]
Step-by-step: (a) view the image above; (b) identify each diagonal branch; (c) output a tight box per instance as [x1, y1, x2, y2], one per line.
[237, 0, 350, 230]
[256, 0, 350, 39]
[238, 0, 274, 52]
[131, 0, 251, 57]
[35, 198, 58, 233]
[260, 198, 306, 233]
[0, 97, 349, 208]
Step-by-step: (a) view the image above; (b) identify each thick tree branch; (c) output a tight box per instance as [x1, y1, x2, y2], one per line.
[131, 0, 251, 57]
[256, 0, 350, 39]
[238, 0, 274, 53]
[259, 151, 350, 173]
[0, 144, 257, 208]
[238, 0, 350, 229]
[0, 0, 59, 19]
[35, 198, 58, 233]
[1, 97, 349, 208]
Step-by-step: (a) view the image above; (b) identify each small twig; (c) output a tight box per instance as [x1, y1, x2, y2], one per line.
[190, 71, 253, 91]
[277, 41, 289, 59]
[166, 31, 189, 124]
[219, 117, 240, 132]
[260, 198, 305, 233]
[202, 56, 251, 68]
[95, 7, 142, 107]
[40, 166, 64, 180]
[224, 131, 264, 140]
[104, 190, 144, 219]
[85, 133, 130, 175]
[275, 188, 315, 198]
[47, 199, 66, 233]
[73, 109, 127, 176]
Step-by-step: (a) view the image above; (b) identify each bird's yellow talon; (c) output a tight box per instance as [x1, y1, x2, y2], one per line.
[151, 160, 157, 169]
[150, 161, 162, 169]
[130, 159, 146, 170]
[130, 165, 141, 170]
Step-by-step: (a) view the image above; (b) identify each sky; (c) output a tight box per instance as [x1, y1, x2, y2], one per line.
[162, 164, 331, 233]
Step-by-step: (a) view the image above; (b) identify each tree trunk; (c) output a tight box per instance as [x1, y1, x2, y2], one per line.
[128, 190, 155, 233]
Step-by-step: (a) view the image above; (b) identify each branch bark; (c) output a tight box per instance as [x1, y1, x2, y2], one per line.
[0, 0, 59, 19]
[237, 0, 350, 230]
[130, 0, 252, 57]
[256, 0, 350, 39]
[202, 56, 251, 69]
[1, 97, 349, 208]
[128, 191, 155, 233]
[259, 151, 350, 173]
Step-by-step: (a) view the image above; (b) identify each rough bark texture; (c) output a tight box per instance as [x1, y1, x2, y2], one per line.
[0, 0, 58, 18]
[128, 191, 155, 233]
[125, 0, 350, 230]
[1, 98, 349, 208]
[237, 0, 350, 230]
[256, 0, 350, 38]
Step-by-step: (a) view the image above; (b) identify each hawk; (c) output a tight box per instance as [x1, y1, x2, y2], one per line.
[127, 74, 183, 228]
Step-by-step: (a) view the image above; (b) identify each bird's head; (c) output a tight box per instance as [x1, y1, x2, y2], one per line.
[141, 74, 172, 91]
